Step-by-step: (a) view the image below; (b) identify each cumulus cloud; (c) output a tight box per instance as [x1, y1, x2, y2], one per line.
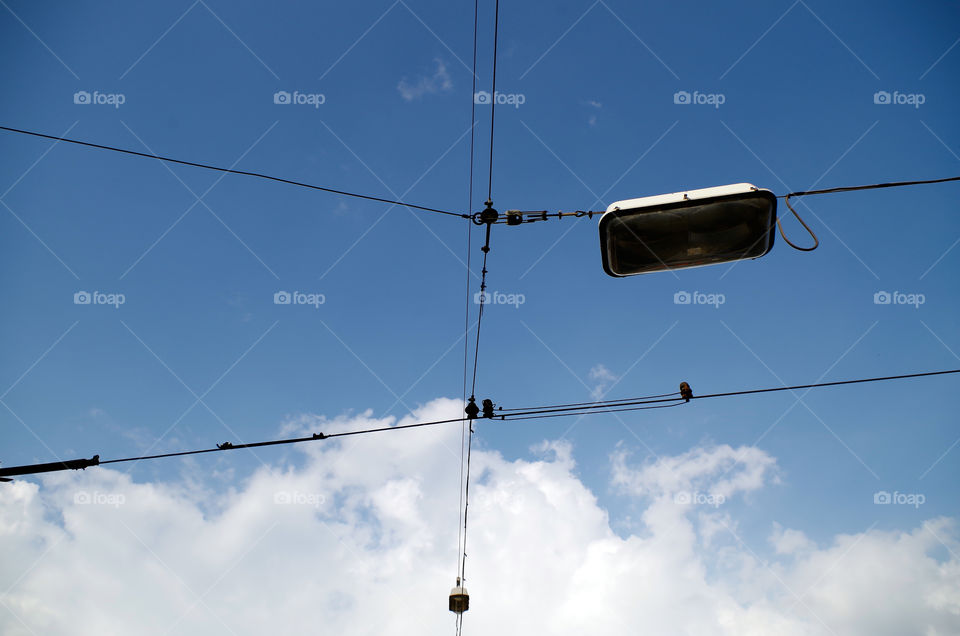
[397, 58, 453, 101]
[611, 443, 779, 501]
[0, 399, 957, 635]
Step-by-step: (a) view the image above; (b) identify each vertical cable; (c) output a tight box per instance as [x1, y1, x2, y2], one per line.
[486, 0, 500, 201]
[458, 0, 481, 587]
[459, 2, 501, 631]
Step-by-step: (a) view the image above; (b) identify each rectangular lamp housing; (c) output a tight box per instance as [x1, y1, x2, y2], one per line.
[599, 183, 777, 277]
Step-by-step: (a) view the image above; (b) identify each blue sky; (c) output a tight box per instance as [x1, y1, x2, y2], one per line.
[1, 1, 959, 633]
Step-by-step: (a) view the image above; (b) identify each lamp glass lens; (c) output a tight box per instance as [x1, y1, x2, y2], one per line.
[603, 194, 775, 276]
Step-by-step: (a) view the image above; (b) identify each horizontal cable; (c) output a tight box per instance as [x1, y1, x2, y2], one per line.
[499, 369, 960, 420]
[499, 396, 684, 418]
[691, 368, 960, 400]
[494, 175, 960, 225]
[0, 125, 467, 219]
[497, 391, 681, 412]
[781, 175, 960, 199]
[4, 124, 954, 224]
[1, 369, 957, 479]
[501, 401, 687, 421]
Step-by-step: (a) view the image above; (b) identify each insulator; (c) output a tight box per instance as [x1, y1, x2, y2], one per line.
[481, 399, 495, 418]
[465, 397, 480, 420]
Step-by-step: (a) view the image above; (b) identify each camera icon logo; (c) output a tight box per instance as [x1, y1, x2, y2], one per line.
[474, 91, 491, 105]
[673, 90, 691, 105]
[73, 91, 91, 105]
[873, 91, 891, 105]
[273, 491, 292, 504]
[74, 291, 92, 305]
[873, 291, 891, 305]
[73, 491, 91, 504]
[274, 291, 291, 305]
[673, 491, 692, 504]
[674, 291, 691, 305]
[273, 91, 291, 105]
[874, 491, 891, 504]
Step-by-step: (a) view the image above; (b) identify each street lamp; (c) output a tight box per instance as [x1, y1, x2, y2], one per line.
[599, 183, 777, 277]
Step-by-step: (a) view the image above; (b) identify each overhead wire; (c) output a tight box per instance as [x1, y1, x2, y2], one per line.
[500, 396, 685, 418]
[483, 174, 960, 227]
[458, 1, 502, 625]
[2, 368, 957, 479]
[774, 175, 960, 251]
[0, 125, 467, 219]
[0, 9, 956, 630]
[497, 390, 681, 412]
[495, 369, 960, 420]
[690, 368, 960, 401]
[503, 401, 688, 421]
[3, 124, 956, 228]
[779, 175, 960, 199]
[456, 0, 482, 621]
[485, 0, 500, 203]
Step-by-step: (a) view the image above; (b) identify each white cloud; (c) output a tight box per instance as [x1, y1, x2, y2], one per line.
[771, 522, 815, 555]
[397, 58, 453, 102]
[0, 399, 957, 635]
[611, 443, 779, 501]
[588, 363, 618, 399]
[586, 101, 601, 126]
